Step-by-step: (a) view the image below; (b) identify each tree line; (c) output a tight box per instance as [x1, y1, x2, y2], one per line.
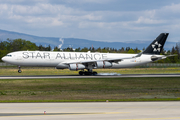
[0, 38, 180, 63]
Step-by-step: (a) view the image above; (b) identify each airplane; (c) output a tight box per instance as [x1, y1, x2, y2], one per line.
[2, 33, 170, 75]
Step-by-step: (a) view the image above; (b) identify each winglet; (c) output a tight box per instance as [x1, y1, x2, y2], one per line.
[142, 33, 169, 55]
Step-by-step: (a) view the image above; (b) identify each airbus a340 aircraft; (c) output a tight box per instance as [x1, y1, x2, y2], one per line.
[2, 33, 170, 75]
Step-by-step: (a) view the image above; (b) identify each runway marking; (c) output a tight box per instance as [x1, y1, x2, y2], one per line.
[0, 112, 129, 117]
[120, 117, 180, 120]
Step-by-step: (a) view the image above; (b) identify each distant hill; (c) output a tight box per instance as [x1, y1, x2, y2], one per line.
[0, 29, 176, 50]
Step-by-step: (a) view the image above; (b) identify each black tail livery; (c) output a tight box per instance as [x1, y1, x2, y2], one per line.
[143, 33, 169, 55]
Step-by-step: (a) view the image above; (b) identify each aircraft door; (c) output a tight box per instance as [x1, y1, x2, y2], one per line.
[45, 52, 55, 61]
[16, 53, 23, 60]
[50, 55, 55, 61]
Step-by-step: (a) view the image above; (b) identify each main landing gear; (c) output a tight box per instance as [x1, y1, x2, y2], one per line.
[18, 66, 22, 73]
[79, 70, 97, 76]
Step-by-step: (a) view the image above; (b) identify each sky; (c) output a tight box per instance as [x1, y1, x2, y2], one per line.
[0, 0, 180, 43]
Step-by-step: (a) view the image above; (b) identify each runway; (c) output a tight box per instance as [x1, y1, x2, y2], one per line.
[0, 102, 180, 120]
[0, 74, 180, 79]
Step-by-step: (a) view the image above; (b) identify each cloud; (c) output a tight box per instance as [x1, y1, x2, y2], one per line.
[135, 16, 166, 24]
[62, 0, 112, 4]
[0, 0, 180, 43]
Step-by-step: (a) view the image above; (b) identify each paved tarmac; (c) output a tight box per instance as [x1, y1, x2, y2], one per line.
[0, 102, 180, 120]
[0, 74, 180, 79]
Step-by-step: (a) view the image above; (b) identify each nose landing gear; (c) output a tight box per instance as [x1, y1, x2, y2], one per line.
[18, 66, 22, 73]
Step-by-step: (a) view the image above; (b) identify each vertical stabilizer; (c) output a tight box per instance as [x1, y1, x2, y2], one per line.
[142, 33, 169, 55]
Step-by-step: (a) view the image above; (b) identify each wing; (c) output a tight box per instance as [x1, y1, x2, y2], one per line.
[61, 56, 135, 65]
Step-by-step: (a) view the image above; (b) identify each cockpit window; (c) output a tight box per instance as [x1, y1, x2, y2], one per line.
[6, 54, 12, 57]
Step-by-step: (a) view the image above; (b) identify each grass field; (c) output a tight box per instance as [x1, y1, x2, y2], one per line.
[0, 77, 180, 102]
[0, 67, 180, 102]
[0, 67, 180, 76]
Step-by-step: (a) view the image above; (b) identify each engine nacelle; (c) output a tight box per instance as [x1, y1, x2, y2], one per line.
[56, 63, 69, 69]
[96, 61, 112, 68]
[69, 64, 86, 70]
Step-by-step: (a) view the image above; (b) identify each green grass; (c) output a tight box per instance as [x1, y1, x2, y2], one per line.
[0, 67, 180, 102]
[0, 67, 180, 76]
[0, 77, 180, 102]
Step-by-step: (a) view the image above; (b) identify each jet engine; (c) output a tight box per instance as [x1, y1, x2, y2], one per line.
[69, 64, 86, 70]
[56, 63, 68, 69]
[96, 61, 112, 68]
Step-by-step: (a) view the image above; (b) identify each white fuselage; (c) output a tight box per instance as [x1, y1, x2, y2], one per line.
[2, 51, 159, 69]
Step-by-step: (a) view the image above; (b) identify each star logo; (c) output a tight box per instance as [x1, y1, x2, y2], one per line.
[152, 41, 162, 52]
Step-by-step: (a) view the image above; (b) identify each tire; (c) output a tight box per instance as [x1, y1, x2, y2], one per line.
[18, 70, 21, 73]
[79, 71, 84, 75]
[93, 72, 97, 75]
[84, 72, 92, 75]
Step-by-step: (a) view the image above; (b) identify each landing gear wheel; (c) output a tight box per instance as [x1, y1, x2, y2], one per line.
[84, 71, 92, 75]
[92, 72, 97, 75]
[18, 70, 22, 73]
[79, 70, 98, 76]
[79, 71, 84, 75]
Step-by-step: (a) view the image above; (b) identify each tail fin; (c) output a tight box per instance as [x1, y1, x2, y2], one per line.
[142, 33, 169, 55]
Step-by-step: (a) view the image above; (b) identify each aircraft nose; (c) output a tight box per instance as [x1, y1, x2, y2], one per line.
[1, 56, 6, 62]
